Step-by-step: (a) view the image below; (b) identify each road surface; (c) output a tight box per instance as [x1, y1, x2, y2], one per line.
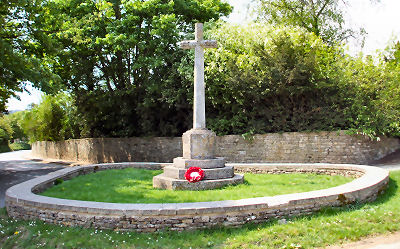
[0, 150, 65, 207]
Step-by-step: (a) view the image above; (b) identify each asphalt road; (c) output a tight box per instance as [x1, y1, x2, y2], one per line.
[0, 150, 65, 208]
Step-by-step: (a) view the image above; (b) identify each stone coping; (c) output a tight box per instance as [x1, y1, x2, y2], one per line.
[5, 163, 389, 232]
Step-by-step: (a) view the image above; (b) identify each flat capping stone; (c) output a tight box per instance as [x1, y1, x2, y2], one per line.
[5, 163, 388, 228]
[173, 157, 225, 169]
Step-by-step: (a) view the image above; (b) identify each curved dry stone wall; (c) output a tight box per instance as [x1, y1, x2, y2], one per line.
[6, 163, 389, 232]
[32, 131, 400, 164]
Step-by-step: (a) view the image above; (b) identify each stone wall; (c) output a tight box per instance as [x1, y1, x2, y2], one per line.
[32, 137, 182, 163]
[5, 163, 389, 232]
[32, 131, 400, 164]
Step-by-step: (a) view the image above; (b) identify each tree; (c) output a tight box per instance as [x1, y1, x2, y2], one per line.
[255, 0, 360, 45]
[0, 115, 13, 149]
[21, 93, 80, 142]
[7, 111, 27, 142]
[41, 0, 231, 137]
[0, 0, 61, 112]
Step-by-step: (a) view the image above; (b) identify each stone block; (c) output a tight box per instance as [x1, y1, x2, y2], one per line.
[182, 128, 216, 159]
[173, 157, 225, 169]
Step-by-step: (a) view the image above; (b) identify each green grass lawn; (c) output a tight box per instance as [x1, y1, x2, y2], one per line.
[40, 168, 352, 203]
[1, 171, 400, 249]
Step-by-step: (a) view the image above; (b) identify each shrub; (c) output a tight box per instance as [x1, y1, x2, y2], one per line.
[21, 93, 80, 142]
[203, 23, 352, 135]
[9, 142, 31, 151]
[341, 55, 400, 138]
[197, 23, 399, 138]
[20, 23, 399, 141]
[0, 115, 12, 151]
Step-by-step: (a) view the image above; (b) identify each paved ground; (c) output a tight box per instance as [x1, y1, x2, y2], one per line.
[1, 149, 400, 248]
[370, 149, 400, 170]
[0, 150, 66, 208]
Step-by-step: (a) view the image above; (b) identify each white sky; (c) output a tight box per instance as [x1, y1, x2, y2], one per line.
[344, 0, 400, 55]
[226, 0, 400, 55]
[7, 0, 400, 111]
[7, 84, 43, 111]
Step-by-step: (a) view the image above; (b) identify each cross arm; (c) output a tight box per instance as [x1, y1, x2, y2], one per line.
[179, 40, 218, 50]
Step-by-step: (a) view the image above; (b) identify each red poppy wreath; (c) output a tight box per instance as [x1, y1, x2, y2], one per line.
[184, 167, 204, 183]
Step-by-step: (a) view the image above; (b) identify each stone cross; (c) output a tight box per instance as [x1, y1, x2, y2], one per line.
[179, 23, 218, 129]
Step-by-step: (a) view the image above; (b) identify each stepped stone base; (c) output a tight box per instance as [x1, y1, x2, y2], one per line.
[163, 166, 234, 180]
[152, 127, 244, 190]
[153, 173, 244, 190]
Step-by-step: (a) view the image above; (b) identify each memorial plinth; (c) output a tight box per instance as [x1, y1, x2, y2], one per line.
[153, 128, 244, 190]
[182, 128, 216, 159]
[153, 23, 243, 190]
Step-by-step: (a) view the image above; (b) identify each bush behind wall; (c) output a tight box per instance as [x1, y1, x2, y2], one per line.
[20, 24, 400, 141]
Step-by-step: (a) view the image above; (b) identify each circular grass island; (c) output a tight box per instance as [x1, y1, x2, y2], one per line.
[5, 163, 389, 232]
[40, 168, 353, 204]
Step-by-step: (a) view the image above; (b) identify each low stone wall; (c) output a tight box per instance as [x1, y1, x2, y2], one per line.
[32, 131, 400, 164]
[32, 137, 182, 164]
[6, 163, 389, 232]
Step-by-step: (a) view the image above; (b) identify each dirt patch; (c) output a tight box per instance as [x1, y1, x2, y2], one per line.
[326, 231, 400, 249]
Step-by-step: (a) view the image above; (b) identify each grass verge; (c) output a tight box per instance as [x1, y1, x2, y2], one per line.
[40, 168, 352, 203]
[1, 171, 399, 249]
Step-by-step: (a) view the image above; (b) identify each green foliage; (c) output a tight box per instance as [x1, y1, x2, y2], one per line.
[4, 0, 395, 140]
[204, 23, 351, 135]
[7, 111, 28, 141]
[0, 115, 13, 147]
[344, 43, 400, 138]
[21, 93, 80, 142]
[340, 56, 397, 138]
[9, 142, 31, 151]
[0, 111, 28, 150]
[37, 0, 231, 137]
[0, 0, 61, 112]
[0, 145, 11, 153]
[382, 43, 400, 137]
[255, 0, 362, 45]
[195, 23, 399, 138]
